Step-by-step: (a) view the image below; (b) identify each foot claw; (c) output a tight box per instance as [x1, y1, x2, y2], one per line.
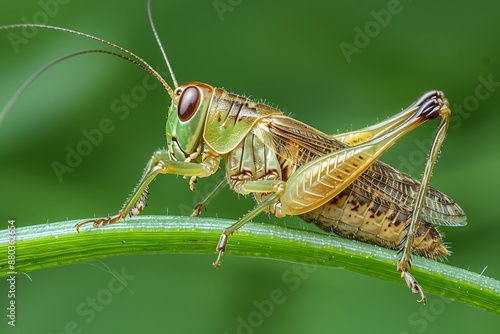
[213, 251, 223, 269]
[75, 219, 97, 233]
[401, 270, 427, 304]
[74, 215, 121, 233]
[213, 233, 228, 268]
[191, 204, 203, 218]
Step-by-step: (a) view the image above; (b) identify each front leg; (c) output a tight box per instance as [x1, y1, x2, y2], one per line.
[76, 148, 219, 232]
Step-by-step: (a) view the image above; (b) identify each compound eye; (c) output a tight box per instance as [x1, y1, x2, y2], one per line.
[178, 86, 200, 122]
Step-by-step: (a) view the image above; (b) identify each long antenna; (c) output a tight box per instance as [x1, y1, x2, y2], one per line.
[0, 24, 175, 99]
[0, 49, 166, 126]
[147, 0, 178, 88]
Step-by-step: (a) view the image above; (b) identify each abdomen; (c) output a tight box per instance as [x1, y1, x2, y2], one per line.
[300, 186, 448, 260]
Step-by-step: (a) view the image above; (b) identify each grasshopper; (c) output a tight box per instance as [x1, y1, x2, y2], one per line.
[0, 1, 466, 303]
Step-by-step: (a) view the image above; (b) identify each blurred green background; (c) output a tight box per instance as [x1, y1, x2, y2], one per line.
[1, 0, 499, 333]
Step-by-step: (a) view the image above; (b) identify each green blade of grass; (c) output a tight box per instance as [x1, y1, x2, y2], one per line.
[0, 215, 498, 313]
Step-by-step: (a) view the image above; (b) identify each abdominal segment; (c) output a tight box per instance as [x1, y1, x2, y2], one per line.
[300, 187, 448, 260]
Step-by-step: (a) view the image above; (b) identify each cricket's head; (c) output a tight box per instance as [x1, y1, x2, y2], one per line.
[166, 82, 214, 161]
